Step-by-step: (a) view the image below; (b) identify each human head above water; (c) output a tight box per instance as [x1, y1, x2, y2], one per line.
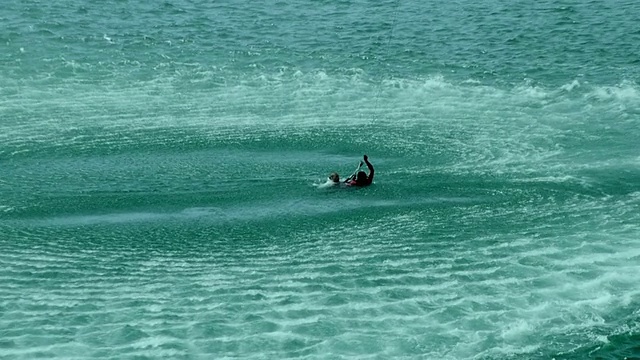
[329, 172, 339, 182]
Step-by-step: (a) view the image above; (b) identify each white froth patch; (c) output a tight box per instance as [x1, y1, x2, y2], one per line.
[519, 85, 548, 98]
[314, 71, 328, 81]
[589, 82, 640, 102]
[593, 334, 610, 344]
[315, 178, 339, 189]
[501, 319, 534, 341]
[560, 80, 581, 92]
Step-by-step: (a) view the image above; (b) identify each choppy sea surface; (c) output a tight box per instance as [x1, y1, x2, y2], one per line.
[2, 0, 639, 359]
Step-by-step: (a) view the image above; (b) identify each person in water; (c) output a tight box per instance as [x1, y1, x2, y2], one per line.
[345, 155, 374, 187]
[329, 172, 340, 184]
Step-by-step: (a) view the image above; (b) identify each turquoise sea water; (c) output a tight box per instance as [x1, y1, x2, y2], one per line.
[2, 0, 639, 359]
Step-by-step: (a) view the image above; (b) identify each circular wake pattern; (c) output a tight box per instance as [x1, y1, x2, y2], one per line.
[2, 0, 640, 358]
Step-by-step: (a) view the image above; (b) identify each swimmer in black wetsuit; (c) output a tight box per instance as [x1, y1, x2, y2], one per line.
[345, 155, 374, 187]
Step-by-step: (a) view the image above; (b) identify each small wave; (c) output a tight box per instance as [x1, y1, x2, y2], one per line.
[0, 205, 14, 213]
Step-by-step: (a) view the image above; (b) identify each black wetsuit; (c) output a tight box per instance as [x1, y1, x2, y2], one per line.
[345, 158, 374, 186]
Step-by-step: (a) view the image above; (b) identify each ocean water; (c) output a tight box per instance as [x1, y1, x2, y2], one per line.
[1, 0, 640, 359]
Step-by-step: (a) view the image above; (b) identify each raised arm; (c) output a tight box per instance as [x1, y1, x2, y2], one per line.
[363, 155, 374, 184]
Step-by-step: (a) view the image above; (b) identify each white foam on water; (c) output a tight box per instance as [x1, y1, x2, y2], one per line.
[560, 79, 581, 92]
[313, 178, 339, 189]
[588, 81, 640, 102]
